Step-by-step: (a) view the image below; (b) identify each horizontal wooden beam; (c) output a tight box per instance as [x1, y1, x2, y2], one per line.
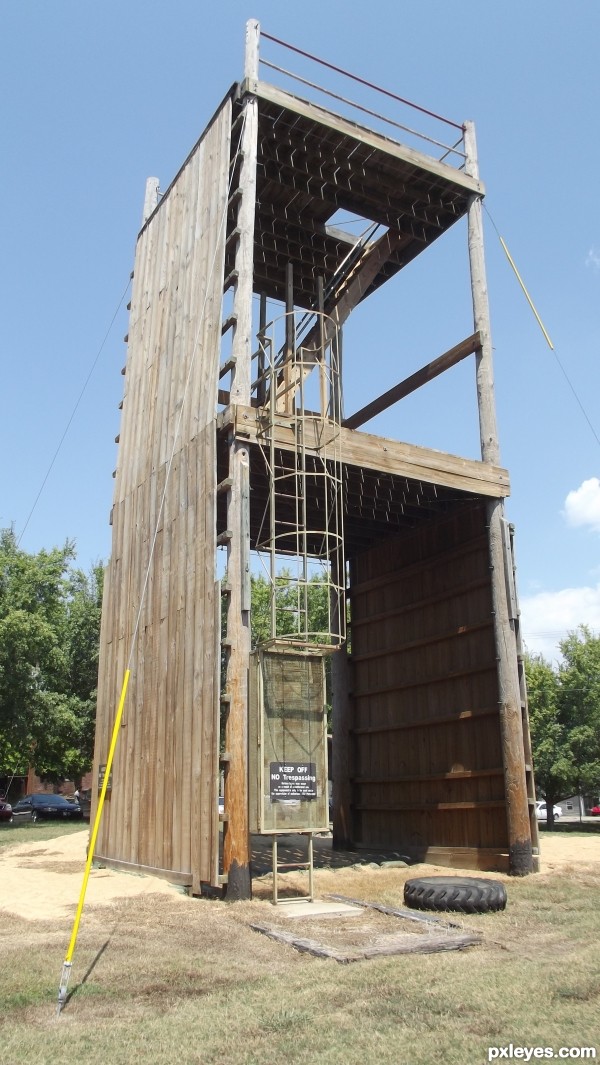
[354, 767, 503, 784]
[219, 405, 510, 499]
[354, 845, 510, 874]
[349, 533, 488, 600]
[246, 79, 485, 198]
[351, 575, 491, 626]
[352, 663, 497, 699]
[354, 800, 506, 811]
[250, 922, 480, 960]
[93, 854, 193, 886]
[350, 618, 492, 664]
[323, 894, 466, 930]
[352, 706, 497, 735]
[343, 332, 481, 430]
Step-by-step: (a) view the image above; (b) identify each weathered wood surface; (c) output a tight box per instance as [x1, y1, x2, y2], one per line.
[222, 439, 252, 898]
[243, 79, 485, 198]
[220, 54, 258, 897]
[228, 96, 258, 404]
[347, 503, 512, 868]
[323, 894, 467, 931]
[220, 404, 510, 498]
[250, 923, 480, 962]
[465, 122, 533, 875]
[93, 97, 232, 889]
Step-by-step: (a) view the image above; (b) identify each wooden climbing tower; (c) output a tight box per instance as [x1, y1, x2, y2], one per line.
[91, 20, 539, 899]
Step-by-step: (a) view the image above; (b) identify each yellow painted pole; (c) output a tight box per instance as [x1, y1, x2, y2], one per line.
[499, 236, 554, 350]
[57, 669, 131, 1013]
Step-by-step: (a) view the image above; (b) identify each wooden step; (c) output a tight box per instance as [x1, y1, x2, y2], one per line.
[219, 356, 237, 379]
[223, 269, 239, 292]
[221, 313, 237, 336]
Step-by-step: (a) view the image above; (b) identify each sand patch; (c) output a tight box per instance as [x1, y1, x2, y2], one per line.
[0, 831, 186, 921]
[1, 828, 598, 925]
[537, 832, 600, 871]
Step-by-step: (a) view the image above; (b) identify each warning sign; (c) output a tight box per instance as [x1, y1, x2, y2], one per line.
[269, 762, 317, 801]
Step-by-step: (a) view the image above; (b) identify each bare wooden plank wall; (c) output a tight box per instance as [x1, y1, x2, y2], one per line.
[92, 98, 232, 890]
[348, 503, 511, 870]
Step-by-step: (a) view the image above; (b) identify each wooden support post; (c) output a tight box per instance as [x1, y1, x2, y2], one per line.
[244, 18, 260, 81]
[223, 439, 252, 899]
[142, 177, 160, 224]
[221, 19, 260, 901]
[465, 121, 533, 876]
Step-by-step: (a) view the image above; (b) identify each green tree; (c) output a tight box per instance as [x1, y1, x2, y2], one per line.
[526, 626, 600, 827]
[0, 529, 102, 782]
[526, 652, 574, 828]
[249, 569, 333, 647]
[557, 626, 600, 803]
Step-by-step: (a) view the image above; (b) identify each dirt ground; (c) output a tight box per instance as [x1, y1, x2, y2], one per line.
[1, 828, 598, 924]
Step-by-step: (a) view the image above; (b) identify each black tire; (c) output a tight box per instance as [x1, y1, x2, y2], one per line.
[31, 812, 38, 824]
[403, 876, 507, 914]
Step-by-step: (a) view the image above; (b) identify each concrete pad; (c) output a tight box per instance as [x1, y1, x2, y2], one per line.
[274, 899, 363, 919]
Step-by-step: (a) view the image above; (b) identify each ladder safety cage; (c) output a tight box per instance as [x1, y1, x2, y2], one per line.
[253, 309, 346, 651]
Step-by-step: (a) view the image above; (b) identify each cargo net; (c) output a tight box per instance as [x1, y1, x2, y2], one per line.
[254, 310, 345, 651]
[262, 649, 325, 724]
[259, 648, 328, 835]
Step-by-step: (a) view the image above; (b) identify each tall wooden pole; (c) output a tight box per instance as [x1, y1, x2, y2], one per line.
[142, 178, 160, 224]
[465, 121, 533, 876]
[222, 18, 260, 900]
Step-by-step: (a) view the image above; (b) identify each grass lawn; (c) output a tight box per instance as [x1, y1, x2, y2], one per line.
[1, 827, 599, 1065]
[0, 820, 86, 851]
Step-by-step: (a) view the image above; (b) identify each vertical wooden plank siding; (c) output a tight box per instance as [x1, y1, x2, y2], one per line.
[93, 98, 232, 888]
[348, 504, 511, 871]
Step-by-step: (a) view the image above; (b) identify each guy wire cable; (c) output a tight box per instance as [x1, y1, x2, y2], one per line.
[17, 278, 132, 547]
[484, 205, 600, 452]
[57, 109, 248, 1014]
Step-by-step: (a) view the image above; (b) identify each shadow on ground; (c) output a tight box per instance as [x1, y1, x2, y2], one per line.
[248, 832, 410, 876]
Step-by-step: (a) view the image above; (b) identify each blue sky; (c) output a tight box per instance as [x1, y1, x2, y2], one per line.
[1, 0, 599, 663]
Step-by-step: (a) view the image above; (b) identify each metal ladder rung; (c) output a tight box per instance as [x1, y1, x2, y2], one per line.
[271, 833, 314, 906]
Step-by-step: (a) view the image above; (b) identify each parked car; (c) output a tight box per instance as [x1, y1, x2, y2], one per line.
[10, 793, 83, 823]
[590, 805, 600, 817]
[0, 796, 12, 822]
[535, 800, 561, 821]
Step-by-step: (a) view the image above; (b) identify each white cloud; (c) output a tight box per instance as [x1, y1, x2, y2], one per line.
[520, 583, 600, 663]
[586, 247, 600, 270]
[563, 477, 600, 533]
